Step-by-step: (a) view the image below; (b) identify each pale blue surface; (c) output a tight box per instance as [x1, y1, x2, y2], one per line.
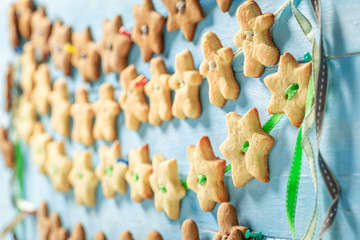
[0, 0, 359, 239]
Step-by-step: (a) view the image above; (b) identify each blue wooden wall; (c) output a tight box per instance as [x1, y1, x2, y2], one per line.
[0, 0, 359, 239]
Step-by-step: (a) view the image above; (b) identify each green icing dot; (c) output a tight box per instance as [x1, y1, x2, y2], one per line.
[197, 174, 207, 185]
[133, 172, 139, 181]
[158, 184, 167, 193]
[105, 166, 113, 176]
[242, 141, 249, 153]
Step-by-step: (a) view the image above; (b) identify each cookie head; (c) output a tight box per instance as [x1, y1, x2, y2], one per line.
[119, 231, 134, 240]
[0, 127, 14, 169]
[72, 27, 100, 82]
[146, 231, 163, 240]
[97, 15, 132, 73]
[131, 0, 165, 62]
[49, 20, 72, 76]
[75, 87, 89, 103]
[9, 0, 33, 47]
[94, 232, 107, 240]
[68, 223, 86, 240]
[30, 6, 51, 61]
[181, 219, 199, 240]
[216, 0, 233, 12]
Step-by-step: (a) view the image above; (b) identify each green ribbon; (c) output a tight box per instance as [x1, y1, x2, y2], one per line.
[241, 141, 249, 153]
[14, 141, 24, 199]
[285, 84, 299, 100]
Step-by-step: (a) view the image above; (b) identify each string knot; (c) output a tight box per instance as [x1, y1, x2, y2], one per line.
[208, 61, 217, 72]
[244, 30, 254, 40]
[176, 1, 186, 14]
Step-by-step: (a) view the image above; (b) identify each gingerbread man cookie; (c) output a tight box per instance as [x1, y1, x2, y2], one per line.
[169, 50, 202, 119]
[145, 57, 172, 126]
[200, 31, 239, 108]
[97, 15, 132, 73]
[264, 52, 312, 128]
[30, 6, 51, 61]
[162, 0, 204, 41]
[93, 83, 120, 141]
[213, 203, 249, 240]
[32, 63, 51, 115]
[0, 127, 14, 169]
[68, 151, 99, 206]
[95, 141, 128, 198]
[125, 144, 153, 202]
[37, 202, 51, 240]
[217, 0, 232, 12]
[48, 78, 71, 137]
[132, 0, 165, 62]
[119, 231, 134, 240]
[220, 109, 274, 187]
[118, 65, 149, 130]
[94, 232, 107, 240]
[149, 154, 185, 219]
[233, 0, 279, 78]
[186, 136, 228, 212]
[49, 213, 68, 240]
[46, 141, 72, 192]
[8, 0, 33, 47]
[15, 96, 36, 142]
[5, 64, 12, 111]
[20, 42, 36, 96]
[29, 122, 51, 174]
[182, 219, 200, 240]
[70, 87, 95, 146]
[48, 20, 72, 76]
[72, 27, 100, 82]
[68, 223, 86, 240]
[146, 231, 163, 240]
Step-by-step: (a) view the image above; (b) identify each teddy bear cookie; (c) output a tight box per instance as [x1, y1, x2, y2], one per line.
[46, 141, 72, 192]
[15, 96, 36, 142]
[32, 63, 51, 115]
[49, 212, 68, 240]
[5, 63, 12, 111]
[186, 136, 228, 212]
[146, 231, 163, 240]
[131, 0, 165, 62]
[169, 50, 202, 119]
[72, 27, 100, 82]
[48, 78, 71, 137]
[20, 42, 36, 96]
[233, 0, 279, 78]
[93, 83, 120, 141]
[145, 57, 172, 125]
[213, 203, 249, 240]
[0, 127, 14, 169]
[119, 231, 134, 240]
[264, 52, 312, 128]
[95, 141, 128, 198]
[220, 109, 274, 187]
[94, 232, 107, 240]
[68, 151, 99, 206]
[149, 154, 186, 219]
[48, 20, 72, 76]
[125, 144, 153, 202]
[97, 15, 132, 73]
[30, 6, 51, 61]
[200, 31, 240, 108]
[217, 0, 232, 12]
[68, 223, 86, 240]
[29, 122, 51, 174]
[182, 219, 200, 240]
[70, 87, 95, 146]
[8, 0, 33, 47]
[161, 0, 204, 41]
[118, 65, 149, 130]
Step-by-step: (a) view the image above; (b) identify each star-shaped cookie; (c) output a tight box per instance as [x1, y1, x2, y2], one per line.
[29, 122, 51, 174]
[95, 141, 128, 198]
[72, 27, 100, 82]
[149, 154, 186, 219]
[93, 83, 121, 141]
[48, 20, 72, 76]
[30, 6, 51, 61]
[0, 127, 14, 169]
[68, 151, 99, 206]
[169, 50, 202, 119]
[161, 0, 204, 41]
[131, 0, 165, 62]
[5, 63, 12, 111]
[186, 136, 228, 212]
[264, 52, 312, 128]
[200, 31, 239, 108]
[68, 223, 86, 240]
[48, 78, 71, 137]
[97, 15, 132, 73]
[48, 212, 68, 240]
[20, 42, 36, 96]
[37, 202, 51, 240]
[70, 87, 95, 146]
[181, 219, 199, 240]
[118, 65, 149, 130]
[217, 0, 232, 12]
[8, 0, 33, 47]
[213, 203, 249, 240]
[125, 144, 153, 202]
[145, 57, 172, 125]
[32, 63, 51, 115]
[15, 96, 36, 142]
[219, 109, 274, 187]
[46, 141, 72, 192]
[233, 0, 279, 77]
